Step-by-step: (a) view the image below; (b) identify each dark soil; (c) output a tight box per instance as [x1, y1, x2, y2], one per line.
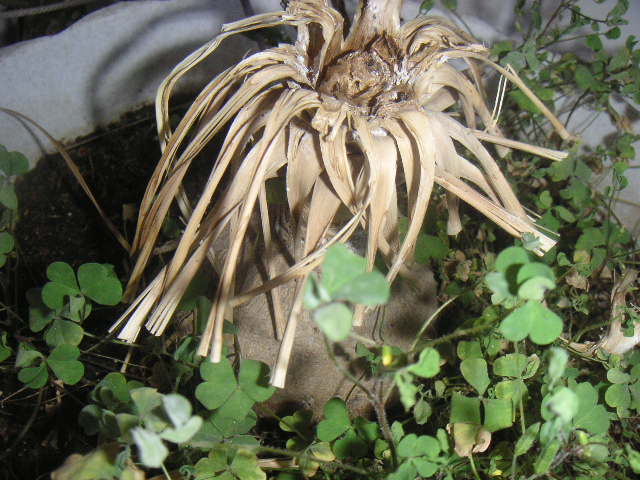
[15, 105, 160, 292]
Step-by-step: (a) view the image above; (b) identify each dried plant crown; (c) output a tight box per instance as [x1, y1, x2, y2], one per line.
[113, 0, 571, 386]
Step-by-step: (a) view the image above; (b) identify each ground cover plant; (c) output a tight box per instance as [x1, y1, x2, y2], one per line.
[1, 0, 640, 479]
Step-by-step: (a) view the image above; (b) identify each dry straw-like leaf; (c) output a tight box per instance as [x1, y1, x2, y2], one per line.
[113, 0, 571, 386]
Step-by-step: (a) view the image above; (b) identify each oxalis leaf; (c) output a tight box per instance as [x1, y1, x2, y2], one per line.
[0, 232, 14, 255]
[331, 271, 390, 306]
[460, 358, 490, 396]
[313, 302, 353, 342]
[0, 146, 29, 176]
[196, 357, 274, 428]
[0, 331, 11, 362]
[18, 362, 48, 389]
[47, 344, 84, 385]
[160, 416, 203, 444]
[395, 371, 419, 410]
[237, 359, 275, 402]
[407, 347, 440, 378]
[195, 446, 265, 480]
[77, 263, 122, 306]
[517, 263, 556, 301]
[131, 428, 168, 468]
[44, 318, 84, 347]
[572, 382, 610, 435]
[42, 262, 80, 311]
[483, 398, 513, 432]
[162, 393, 193, 428]
[321, 244, 366, 296]
[317, 398, 351, 442]
[15, 342, 43, 368]
[500, 301, 562, 345]
[195, 358, 237, 410]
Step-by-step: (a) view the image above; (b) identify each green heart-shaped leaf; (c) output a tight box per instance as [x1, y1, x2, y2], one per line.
[18, 362, 48, 388]
[0, 146, 29, 176]
[332, 271, 390, 306]
[131, 428, 168, 468]
[0, 232, 14, 254]
[321, 244, 366, 296]
[528, 303, 563, 345]
[47, 344, 84, 385]
[317, 398, 351, 442]
[460, 358, 490, 396]
[238, 359, 275, 403]
[408, 347, 440, 378]
[195, 359, 237, 410]
[44, 318, 84, 347]
[313, 302, 353, 342]
[499, 302, 534, 341]
[77, 263, 122, 306]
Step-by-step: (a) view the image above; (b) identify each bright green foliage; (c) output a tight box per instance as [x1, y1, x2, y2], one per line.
[460, 358, 490, 396]
[313, 303, 353, 342]
[570, 382, 610, 436]
[408, 347, 440, 378]
[0, 331, 12, 362]
[450, 393, 481, 425]
[483, 398, 513, 432]
[486, 246, 562, 345]
[0, 231, 14, 267]
[279, 409, 314, 450]
[43, 261, 122, 310]
[500, 300, 563, 345]
[317, 398, 351, 442]
[193, 357, 275, 443]
[81, 378, 203, 469]
[195, 358, 275, 428]
[194, 445, 265, 480]
[305, 244, 390, 342]
[24, 261, 123, 353]
[395, 347, 441, 410]
[47, 344, 84, 385]
[604, 354, 640, 417]
[131, 427, 168, 468]
[0, 144, 29, 210]
[316, 398, 380, 459]
[15, 342, 84, 387]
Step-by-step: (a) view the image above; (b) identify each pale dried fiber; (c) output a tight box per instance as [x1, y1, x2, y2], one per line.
[113, 0, 571, 387]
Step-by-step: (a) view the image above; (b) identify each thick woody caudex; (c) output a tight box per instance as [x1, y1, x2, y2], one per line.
[111, 0, 572, 387]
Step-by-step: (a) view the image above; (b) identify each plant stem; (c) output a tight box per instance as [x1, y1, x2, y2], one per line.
[323, 336, 398, 468]
[409, 295, 458, 353]
[161, 463, 172, 480]
[420, 323, 495, 349]
[469, 453, 482, 480]
[254, 445, 371, 476]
